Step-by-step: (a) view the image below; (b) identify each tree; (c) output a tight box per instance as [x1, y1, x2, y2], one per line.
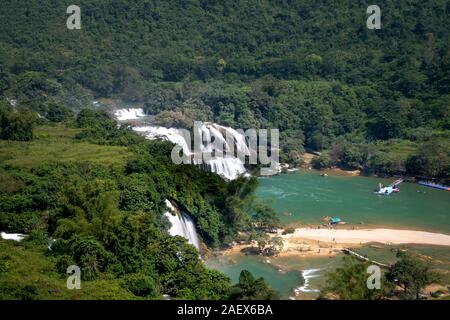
[386, 252, 439, 299]
[216, 59, 227, 72]
[312, 153, 331, 169]
[267, 237, 283, 256]
[75, 109, 111, 128]
[46, 103, 73, 122]
[122, 273, 158, 298]
[250, 230, 270, 254]
[252, 203, 278, 231]
[228, 270, 279, 300]
[0, 110, 36, 141]
[307, 132, 328, 151]
[320, 256, 389, 300]
[406, 141, 450, 178]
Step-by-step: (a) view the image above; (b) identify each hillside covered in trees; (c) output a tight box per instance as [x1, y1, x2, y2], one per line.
[1, 0, 449, 179]
[0, 106, 280, 299]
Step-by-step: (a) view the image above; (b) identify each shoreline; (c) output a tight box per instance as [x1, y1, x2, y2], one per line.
[281, 227, 450, 247]
[217, 227, 450, 260]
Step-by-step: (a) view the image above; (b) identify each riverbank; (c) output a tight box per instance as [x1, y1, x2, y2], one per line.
[217, 227, 450, 260]
[281, 227, 450, 247]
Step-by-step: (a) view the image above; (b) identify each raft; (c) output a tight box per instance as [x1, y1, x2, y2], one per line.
[418, 181, 450, 191]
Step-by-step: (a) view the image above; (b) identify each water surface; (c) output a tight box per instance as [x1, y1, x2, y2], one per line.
[257, 171, 450, 233]
[207, 171, 450, 298]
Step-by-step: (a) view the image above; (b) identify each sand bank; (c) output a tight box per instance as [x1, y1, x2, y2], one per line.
[282, 228, 450, 247]
[215, 228, 450, 260]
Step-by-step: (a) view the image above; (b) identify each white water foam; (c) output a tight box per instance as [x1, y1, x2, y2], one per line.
[114, 108, 146, 121]
[133, 122, 251, 180]
[164, 200, 200, 250]
[1, 232, 26, 242]
[295, 269, 321, 293]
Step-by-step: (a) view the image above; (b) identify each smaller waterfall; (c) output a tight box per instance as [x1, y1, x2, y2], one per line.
[164, 200, 200, 249]
[198, 157, 247, 181]
[114, 108, 146, 121]
[1, 232, 26, 242]
[294, 269, 321, 293]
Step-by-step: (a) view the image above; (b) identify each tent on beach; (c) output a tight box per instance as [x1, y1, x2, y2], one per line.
[330, 217, 341, 225]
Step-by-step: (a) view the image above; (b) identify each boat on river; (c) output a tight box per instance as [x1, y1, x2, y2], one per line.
[374, 179, 403, 195]
[417, 181, 450, 191]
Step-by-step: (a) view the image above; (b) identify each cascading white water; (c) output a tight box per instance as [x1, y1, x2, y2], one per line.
[114, 108, 146, 121]
[132, 122, 251, 180]
[1, 232, 26, 242]
[164, 200, 200, 249]
[114, 108, 283, 179]
[133, 126, 193, 157]
[294, 269, 321, 293]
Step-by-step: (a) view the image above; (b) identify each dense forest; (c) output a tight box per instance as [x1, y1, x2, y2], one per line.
[0, 104, 280, 299]
[0, 0, 449, 300]
[0, 0, 449, 179]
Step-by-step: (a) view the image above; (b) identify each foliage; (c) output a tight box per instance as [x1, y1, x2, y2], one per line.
[45, 103, 74, 123]
[0, 104, 36, 141]
[386, 251, 440, 299]
[228, 270, 280, 300]
[320, 256, 389, 300]
[0, 0, 448, 177]
[322, 253, 441, 300]
[0, 118, 280, 299]
[406, 141, 450, 178]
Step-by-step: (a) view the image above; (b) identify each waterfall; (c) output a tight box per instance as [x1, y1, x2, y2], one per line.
[133, 126, 193, 157]
[114, 108, 146, 121]
[294, 269, 321, 293]
[1, 232, 26, 242]
[133, 122, 251, 180]
[164, 200, 200, 250]
[113, 108, 278, 180]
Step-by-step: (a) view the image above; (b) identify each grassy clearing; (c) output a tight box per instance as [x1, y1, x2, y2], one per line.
[0, 124, 131, 169]
[377, 139, 418, 159]
[0, 240, 136, 300]
[375, 131, 450, 162]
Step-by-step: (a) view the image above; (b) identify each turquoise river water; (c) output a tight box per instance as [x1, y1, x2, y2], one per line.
[206, 170, 450, 299]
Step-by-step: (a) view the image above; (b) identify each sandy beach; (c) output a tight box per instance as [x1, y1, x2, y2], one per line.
[216, 227, 450, 259]
[281, 228, 450, 247]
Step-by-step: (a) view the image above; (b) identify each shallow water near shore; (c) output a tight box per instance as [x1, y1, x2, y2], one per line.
[206, 253, 349, 299]
[207, 170, 450, 299]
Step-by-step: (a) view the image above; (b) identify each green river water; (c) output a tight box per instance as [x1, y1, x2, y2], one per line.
[206, 170, 450, 299]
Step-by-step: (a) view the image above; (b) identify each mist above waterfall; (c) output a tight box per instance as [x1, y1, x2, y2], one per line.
[114, 108, 146, 121]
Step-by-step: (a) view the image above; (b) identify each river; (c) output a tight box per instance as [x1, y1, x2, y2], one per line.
[206, 170, 450, 299]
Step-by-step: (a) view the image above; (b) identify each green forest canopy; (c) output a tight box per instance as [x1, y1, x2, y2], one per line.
[0, 0, 449, 177]
[0, 109, 279, 299]
[1, 0, 449, 300]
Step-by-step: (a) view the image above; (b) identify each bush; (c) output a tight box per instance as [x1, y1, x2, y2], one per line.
[0, 110, 36, 141]
[46, 103, 74, 123]
[312, 153, 331, 169]
[122, 273, 158, 298]
[282, 227, 295, 235]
